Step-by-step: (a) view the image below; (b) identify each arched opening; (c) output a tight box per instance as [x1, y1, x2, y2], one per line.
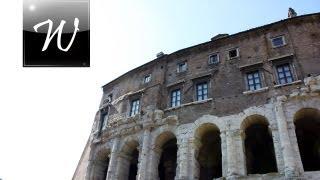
[196, 123, 222, 179]
[89, 149, 110, 180]
[128, 148, 139, 180]
[242, 115, 277, 174]
[294, 108, 320, 171]
[119, 140, 139, 180]
[156, 132, 177, 180]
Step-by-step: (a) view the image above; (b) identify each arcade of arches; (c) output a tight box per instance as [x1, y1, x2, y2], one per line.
[87, 108, 320, 179]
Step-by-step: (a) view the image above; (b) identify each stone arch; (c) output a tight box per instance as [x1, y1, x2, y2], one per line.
[150, 130, 178, 180]
[240, 114, 270, 131]
[194, 123, 222, 179]
[154, 131, 176, 149]
[117, 138, 140, 180]
[190, 115, 224, 135]
[294, 108, 320, 171]
[87, 145, 111, 180]
[241, 114, 277, 174]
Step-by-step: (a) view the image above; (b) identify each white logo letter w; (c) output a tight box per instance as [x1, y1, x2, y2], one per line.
[33, 18, 79, 52]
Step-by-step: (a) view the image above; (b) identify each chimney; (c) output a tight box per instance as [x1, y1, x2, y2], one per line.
[156, 52, 165, 58]
[288, 7, 297, 18]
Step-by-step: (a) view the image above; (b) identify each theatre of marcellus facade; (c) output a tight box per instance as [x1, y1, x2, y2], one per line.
[74, 11, 320, 180]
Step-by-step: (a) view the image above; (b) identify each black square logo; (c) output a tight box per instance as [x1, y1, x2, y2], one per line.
[23, 0, 90, 67]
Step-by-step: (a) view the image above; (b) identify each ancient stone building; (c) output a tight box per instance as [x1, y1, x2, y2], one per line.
[73, 12, 320, 180]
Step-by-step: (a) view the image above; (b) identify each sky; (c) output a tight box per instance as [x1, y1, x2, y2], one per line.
[0, 0, 319, 180]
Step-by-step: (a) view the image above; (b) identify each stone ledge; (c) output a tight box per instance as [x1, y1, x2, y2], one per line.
[274, 80, 302, 88]
[243, 87, 269, 95]
[164, 98, 213, 112]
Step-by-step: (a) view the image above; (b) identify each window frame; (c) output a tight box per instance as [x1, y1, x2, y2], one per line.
[271, 35, 286, 48]
[275, 63, 294, 85]
[208, 53, 220, 65]
[228, 48, 239, 60]
[177, 61, 188, 73]
[196, 82, 209, 101]
[170, 89, 181, 107]
[143, 74, 151, 84]
[98, 107, 109, 134]
[246, 70, 263, 91]
[129, 99, 140, 117]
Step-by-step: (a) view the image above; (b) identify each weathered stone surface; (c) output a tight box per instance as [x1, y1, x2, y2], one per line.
[73, 13, 320, 180]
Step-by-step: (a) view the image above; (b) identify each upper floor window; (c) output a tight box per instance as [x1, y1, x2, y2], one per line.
[196, 82, 208, 101]
[209, 53, 219, 65]
[101, 112, 108, 129]
[103, 94, 112, 104]
[98, 108, 108, 134]
[143, 74, 151, 83]
[276, 63, 293, 84]
[246, 71, 262, 91]
[228, 48, 239, 59]
[171, 89, 181, 107]
[177, 61, 187, 73]
[130, 99, 140, 116]
[271, 36, 286, 48]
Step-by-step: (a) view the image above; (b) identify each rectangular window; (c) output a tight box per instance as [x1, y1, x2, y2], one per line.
[101, 112, 108, 129]
[246, 71, 262, 91]
[130, 99, 140, 116]
[228, 48, 239, 59]
[177, 61, 187, 73]
[209, 53, 219, 64]
[171, 89, 181, 107]
[103, 94, 112, 104]
[144, 74, 151, 83]
[271, 36, 285, 48]
[276, 63, 293, 84]
[196, 82, 208, 101]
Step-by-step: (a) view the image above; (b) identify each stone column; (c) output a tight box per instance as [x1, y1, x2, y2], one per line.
[176, 138, 189, 180]
[287, 121, 304, 173]
[188, 138, 201, 180]
[274, 97, 299, 178]
[85, 160, 95, 180]
[106, 137, 120, 180]
[226, 129, 246, 178]
[115, 153, 131, 180]
[220, 130, 228, 177]
[147, 146, 162, 180]
[269, 124, 285, 174]
[137, 129, 151, 180]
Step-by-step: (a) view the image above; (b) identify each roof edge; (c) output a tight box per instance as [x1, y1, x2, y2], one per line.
[102, 12, 320, 90]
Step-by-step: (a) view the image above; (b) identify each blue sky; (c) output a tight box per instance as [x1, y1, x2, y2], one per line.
[101, 0, 320, 83]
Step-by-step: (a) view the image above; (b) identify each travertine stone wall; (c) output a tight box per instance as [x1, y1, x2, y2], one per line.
[73, 13, 320, 180]
[72, 76, 320, 180]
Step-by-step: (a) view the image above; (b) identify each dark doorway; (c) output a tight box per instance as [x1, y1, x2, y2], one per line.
[245, 123, 277, 174]
[128, 149, 139, 180]
[198, 129, 222, 179]
[158, 138, 177, 180]
[101, 158, 110, 180]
